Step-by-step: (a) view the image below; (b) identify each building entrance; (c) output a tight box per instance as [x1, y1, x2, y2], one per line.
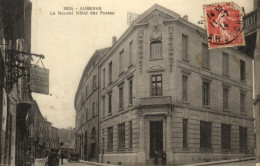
[150, 121, 163, 158]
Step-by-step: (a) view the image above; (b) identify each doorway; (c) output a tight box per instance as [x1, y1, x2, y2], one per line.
[150, 121, 163, 158]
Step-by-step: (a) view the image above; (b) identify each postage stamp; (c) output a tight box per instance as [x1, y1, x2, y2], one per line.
[204, 2, 245, 49]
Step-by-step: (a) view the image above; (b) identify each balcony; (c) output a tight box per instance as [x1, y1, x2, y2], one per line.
[140, 96, 172, 108]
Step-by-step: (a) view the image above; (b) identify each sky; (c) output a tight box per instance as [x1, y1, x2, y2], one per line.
[29, 0, 254, 128]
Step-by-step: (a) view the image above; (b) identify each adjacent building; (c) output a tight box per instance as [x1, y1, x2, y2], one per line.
[0, 0, 33, 165]
[75, 4, 255, 165]
[75, 47, 110, 161]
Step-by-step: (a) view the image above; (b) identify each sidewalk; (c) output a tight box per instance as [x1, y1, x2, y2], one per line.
[181, 157, 255, 166]
[80, 160, 118, 166]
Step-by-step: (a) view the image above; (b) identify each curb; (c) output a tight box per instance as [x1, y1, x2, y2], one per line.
[80, 160, 118, 166]
[181, 157, 255, 166]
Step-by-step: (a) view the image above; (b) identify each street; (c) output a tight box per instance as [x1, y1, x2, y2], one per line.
[35, 159, 94, 166]
[210, 159, 255, 166]
[35, 159, 256, 166]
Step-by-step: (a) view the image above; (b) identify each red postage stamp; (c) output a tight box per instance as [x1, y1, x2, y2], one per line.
[204, 2, 245, 49]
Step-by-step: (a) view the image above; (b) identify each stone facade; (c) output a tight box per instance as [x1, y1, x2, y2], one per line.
[75, 48, 110, 161]
[75, 4, 254, 165]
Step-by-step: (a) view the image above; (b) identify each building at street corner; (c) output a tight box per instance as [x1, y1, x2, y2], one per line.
[74, 4, 255, 165]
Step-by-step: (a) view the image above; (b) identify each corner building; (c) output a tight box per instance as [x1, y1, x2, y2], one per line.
[75, 4, 254, 165]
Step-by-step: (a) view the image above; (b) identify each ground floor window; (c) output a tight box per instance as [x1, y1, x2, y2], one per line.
[118, 123, 125, 148]
[183, 119, 188, 148]
[107, 127, 113, 151]
[239, 126, 247, 152]
[221, 124, 231, 149]
[200, 121, 211, 149]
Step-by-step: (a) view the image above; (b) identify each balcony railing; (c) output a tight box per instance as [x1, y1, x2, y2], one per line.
[140, 96, 172, 107]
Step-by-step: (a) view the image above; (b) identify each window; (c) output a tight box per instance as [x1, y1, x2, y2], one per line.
[118, 123, 125, 148]
[221, 124, 231, 149]
[108, 93, 112, 114]
[150, 41, 162, 59]
[151, 75, 162, 96]
[85, 85, 88, 99]
[129, 41, 133, 66]
[200, 121, 211, 148]
[239, 126, 247, 152]
[183, 119, 188, 148]
[240, 93, 245, 113]
[202, 44, 209, 68]
[103, 68, 106, 88]
[107, 127, 113, 151]
[182, 75, 188, 102]
[129, 79, 133, 105]
[119, 50, 124, 74]
[102, 97, 105, 117]
[223, 53, 229, 76]
[119, 86, 124, 110]
[182, 35, 188, 61]
[92, 102, 95, 118]
[86, 108, 88, 121]
[108, 61, 112, 84]
[129, 121, 132, 148]
[223, 88, 229, 110]
[202, 82, 210, 106]
[240, 60, 245, 81]
[93, 75, 96, 91]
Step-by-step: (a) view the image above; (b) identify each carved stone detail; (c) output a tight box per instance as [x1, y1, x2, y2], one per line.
[168, 25, 174, 72]
[138, 29, 144, 72]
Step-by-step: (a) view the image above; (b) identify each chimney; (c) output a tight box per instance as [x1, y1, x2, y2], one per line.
[182, 15, 188, 21]
[112, 36, 117, 46]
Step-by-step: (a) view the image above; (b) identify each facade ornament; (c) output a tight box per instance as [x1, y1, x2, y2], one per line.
[168, 25, 174, 72]
[150, 28, 162, 41]
[152, 11, 160, 28]
[138, 29, 144, 72]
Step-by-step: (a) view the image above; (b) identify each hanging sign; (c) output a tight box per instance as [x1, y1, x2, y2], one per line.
[30, 66, 49, 95]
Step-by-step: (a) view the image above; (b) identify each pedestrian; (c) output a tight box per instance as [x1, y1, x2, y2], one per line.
[154, 150, 158, 165]
[162, 151, 167, 165]
[60, 151, 64, 165]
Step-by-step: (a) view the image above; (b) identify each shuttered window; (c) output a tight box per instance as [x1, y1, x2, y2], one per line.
[150, 41, 162, 59]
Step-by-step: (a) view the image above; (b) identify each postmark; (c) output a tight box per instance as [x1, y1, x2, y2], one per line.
[204, 2, 245, 49]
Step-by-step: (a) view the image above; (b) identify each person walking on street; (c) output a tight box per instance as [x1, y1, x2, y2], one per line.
[162, 151, 167, 165]
[60, 151, 64, 165]
[154, 150, 158, 165]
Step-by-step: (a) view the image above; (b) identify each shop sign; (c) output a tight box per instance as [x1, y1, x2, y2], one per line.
[30, 66, 49, 95]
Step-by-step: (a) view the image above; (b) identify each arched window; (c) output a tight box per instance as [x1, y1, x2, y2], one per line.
[90, 127, 96, 159]
[92, 102, 95, 118]
[150, 41, 162, 59]
[85, 131, 88, 144]
[91, 127, 96, 137]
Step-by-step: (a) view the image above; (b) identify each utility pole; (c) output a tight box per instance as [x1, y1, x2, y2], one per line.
[254, 0, 260, 165]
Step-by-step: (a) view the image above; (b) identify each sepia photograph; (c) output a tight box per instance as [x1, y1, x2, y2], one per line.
[0, 0, 259, 165]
